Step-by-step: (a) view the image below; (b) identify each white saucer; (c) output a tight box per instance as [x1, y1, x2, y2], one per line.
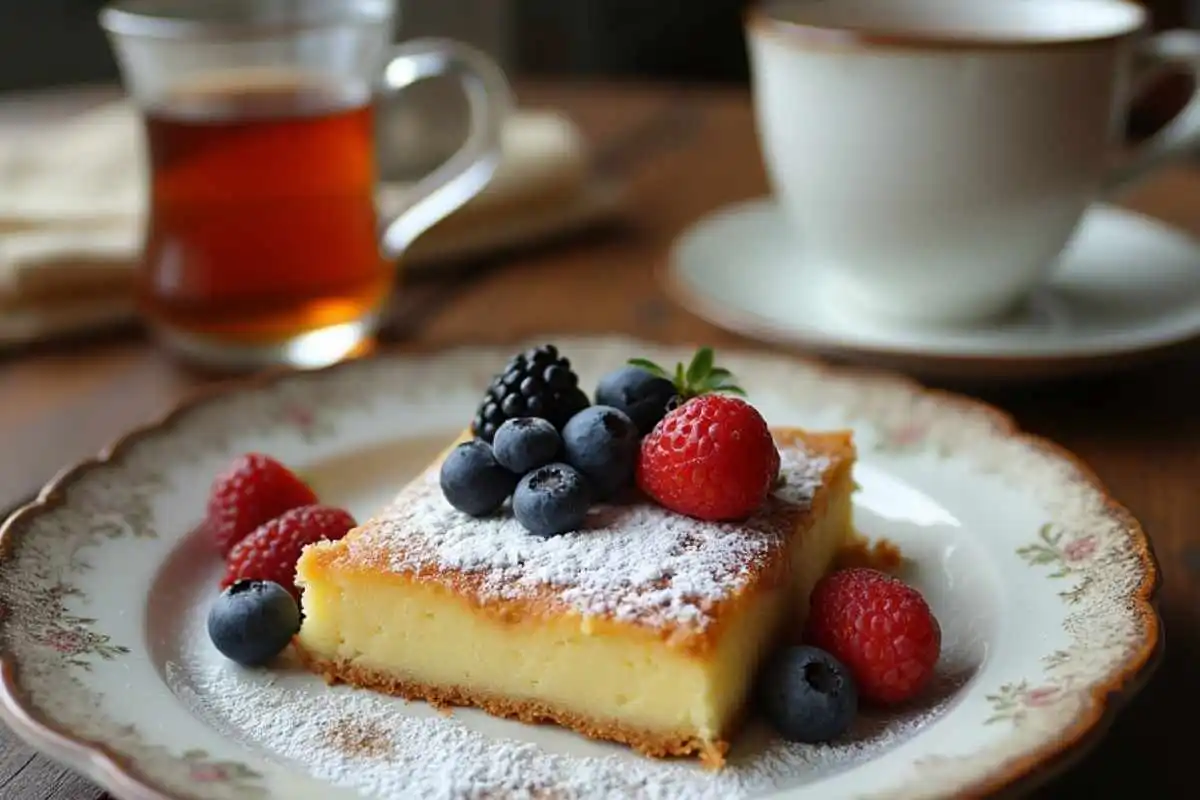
[664, 198, 1200, 381]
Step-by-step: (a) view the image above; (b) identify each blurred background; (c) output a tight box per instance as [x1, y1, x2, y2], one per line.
[3, 0, 1196, 91]
[3, 0, 1197, 154]
[1, 0, 1195, 268]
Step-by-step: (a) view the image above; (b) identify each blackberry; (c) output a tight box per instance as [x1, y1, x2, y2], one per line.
[471, 345, 590, 442]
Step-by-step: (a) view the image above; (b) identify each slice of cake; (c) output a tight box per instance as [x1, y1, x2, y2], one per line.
[294, 427, 855, 767]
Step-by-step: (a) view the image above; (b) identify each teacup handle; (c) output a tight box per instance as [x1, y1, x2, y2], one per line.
[1103, 30, 1200, 194]
[377, 38, 513, 260]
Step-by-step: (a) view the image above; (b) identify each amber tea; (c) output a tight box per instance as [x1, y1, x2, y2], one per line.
[139, 77, 390, 349]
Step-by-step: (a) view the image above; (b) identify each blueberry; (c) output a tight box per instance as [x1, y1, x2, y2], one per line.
[561, 405, 639, 498]
[594, 366, 678, 436]
[207, 580, 301, 666]
[513, 463, 592, 538]
[550, 386, 592, 430]
[493, 417, 562, 474]
[439, 440, 519, 517]
[757, 645, 858, 743]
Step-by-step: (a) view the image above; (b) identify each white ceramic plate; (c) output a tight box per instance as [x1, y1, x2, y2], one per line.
[0, 337, 1160, 799]
[663, 198, 1200, 382]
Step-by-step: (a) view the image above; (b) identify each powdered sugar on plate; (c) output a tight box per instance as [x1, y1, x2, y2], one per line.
[164, 433, 967, 800]
[341, 443, 833, 632]
[171, 642, 967, 800]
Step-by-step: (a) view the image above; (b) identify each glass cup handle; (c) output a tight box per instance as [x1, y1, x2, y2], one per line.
[377, 38, 513, 260]
[1103, 30, 1200, 195]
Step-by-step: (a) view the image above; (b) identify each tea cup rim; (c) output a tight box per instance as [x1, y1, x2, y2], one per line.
[745, 0, 1148, 52]
[100, 0, 395, 41]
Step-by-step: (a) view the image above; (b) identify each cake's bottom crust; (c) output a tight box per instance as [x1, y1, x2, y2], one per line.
[293, 643, 731, 769]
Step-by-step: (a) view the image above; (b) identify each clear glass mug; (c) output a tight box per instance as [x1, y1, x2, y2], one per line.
[100, 0, 511, 370]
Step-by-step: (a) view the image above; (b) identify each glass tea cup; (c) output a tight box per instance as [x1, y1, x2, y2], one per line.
[100, 0, 510, 370]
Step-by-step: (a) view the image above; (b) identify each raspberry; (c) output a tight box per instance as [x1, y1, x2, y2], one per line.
[206, 453, 318, 556]
[636, 395, 780, 521]
[805, 568, 941, 705]
[221, 505, 356, 600]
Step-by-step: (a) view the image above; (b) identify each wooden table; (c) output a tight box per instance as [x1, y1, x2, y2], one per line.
[1, 82, 1197, 799]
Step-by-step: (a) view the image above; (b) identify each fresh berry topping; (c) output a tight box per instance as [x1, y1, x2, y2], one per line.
[207, 579, 301, 666]
[205, 453, 318, 556]
[439, 440, 520, 517]
[637, 395, 780, 521]
[512, 463, 592, 538]
[493, 417, 563, 474]
[805, 568, 942, 705]
[221, 505, 356, 599]
[561, 405, 640, 499]
[594, 366, 679, 436]
[471, 344, 589, 442]
[757, 645, 858, 743]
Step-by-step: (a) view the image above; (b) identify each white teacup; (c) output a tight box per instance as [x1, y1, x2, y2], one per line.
[746, 0, 1200, 326]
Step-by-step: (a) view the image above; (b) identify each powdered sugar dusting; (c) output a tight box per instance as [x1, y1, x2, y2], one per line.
[172, 647, 965, 800]
[343, 444, 832, 632]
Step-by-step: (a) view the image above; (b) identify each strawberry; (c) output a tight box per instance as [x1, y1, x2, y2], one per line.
[205, 453, 318, 556]
[805, 568, 942, 705]
[221, 505, 356, 600]
[634, 348, 778, 521]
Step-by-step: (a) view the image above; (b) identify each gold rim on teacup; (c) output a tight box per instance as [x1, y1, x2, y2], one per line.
[745, 0, 1148, 51]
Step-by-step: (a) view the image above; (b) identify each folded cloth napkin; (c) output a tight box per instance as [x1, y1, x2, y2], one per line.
[0, 100, 621, 346]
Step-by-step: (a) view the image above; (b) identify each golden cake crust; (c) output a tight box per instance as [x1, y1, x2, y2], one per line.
[293, 644, 734, 768]
[299, 429, 855, 655]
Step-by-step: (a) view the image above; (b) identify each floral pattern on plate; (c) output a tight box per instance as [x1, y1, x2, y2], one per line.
[0, 337, 1159, 799]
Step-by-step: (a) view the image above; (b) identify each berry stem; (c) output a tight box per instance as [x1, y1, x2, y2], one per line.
[685, 347, 714, 387]
[628, 347, 746, 401]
